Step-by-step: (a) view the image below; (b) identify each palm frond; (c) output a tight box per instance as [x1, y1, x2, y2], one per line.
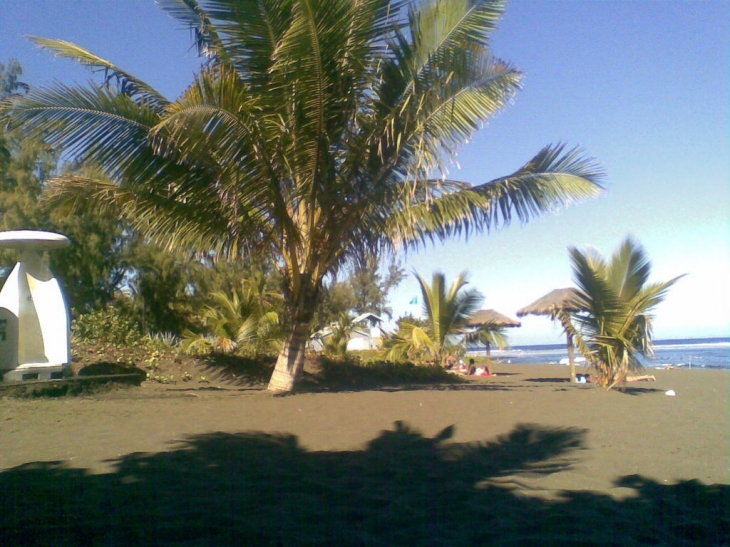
[7, 83, 160, 177]
[384, 321, 435, 363]
[157, 0, 231, 62]
[386, 144, 603, 249]
[28, 36, 170, 109]
[407, 0, 506, 90]
[466, 321, 509, 350]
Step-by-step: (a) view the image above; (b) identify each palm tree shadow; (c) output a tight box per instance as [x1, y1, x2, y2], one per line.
[525, 377, 571, 383]
[1, 423, 727, 546]
[197, 353, 276, 386]
[618, 386, 666, 396]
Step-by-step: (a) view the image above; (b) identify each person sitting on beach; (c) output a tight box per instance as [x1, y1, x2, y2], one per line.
[473, 362, 493, 377]
[464, 358, 495, 376]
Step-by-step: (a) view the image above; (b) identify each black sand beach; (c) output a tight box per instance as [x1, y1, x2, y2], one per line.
[1, 364, 728, 545]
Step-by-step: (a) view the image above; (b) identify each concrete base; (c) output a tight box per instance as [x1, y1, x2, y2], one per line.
[2, 363, 72, 382]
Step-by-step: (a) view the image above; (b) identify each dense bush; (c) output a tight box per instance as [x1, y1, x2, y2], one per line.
[71, 304, 144, 347]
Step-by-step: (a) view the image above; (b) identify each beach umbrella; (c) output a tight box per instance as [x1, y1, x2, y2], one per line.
[516, 288, 587, 382]
[465, 309, 521, 358]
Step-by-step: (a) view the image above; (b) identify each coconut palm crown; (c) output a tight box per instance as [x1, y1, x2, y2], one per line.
[558, 237, 683, 390]
[1, 0, 604, 392]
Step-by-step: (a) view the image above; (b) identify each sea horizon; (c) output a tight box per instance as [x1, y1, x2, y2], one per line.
[468, 336, 730, 370]
[507, 336, 730, 353]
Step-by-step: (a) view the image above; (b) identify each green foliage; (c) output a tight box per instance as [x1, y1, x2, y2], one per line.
[560, 237, 683, 390]
[347, 255, 405, 320]
[464, 322, 510, 357]
[322, 312, 353, 358]
[395, 313, 430, 330]
[386, 271, 483, 364]
[316, 277, 357, 329]
[0, 60, 52, 247]
[71, 303, 144, 347]
[0, 59, 29, 99]
[146, 331, 181, 350]
[316, 256, 405, 329]
[182, 276, 284, 356]
[49, 205, 129, 311]
[383, 320, 436, 365]
[125, 240, 199, 335]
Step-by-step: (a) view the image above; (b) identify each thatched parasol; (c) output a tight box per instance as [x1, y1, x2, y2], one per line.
[517, 288, 587, 382]
[465, 309, 521, 357]
[466, 309, 522, 328]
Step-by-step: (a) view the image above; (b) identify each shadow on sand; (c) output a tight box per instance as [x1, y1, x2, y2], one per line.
[1, 422, 727, 546]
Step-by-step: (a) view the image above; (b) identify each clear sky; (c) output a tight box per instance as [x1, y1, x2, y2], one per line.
[1, 0, 728, 345]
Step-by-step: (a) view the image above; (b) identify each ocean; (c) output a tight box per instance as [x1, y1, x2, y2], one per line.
[469, 337, 730, 370]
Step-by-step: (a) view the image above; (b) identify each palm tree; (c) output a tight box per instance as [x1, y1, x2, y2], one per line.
[558, 237, 683, 390]
[386, 271, 483, 364]
[182, 278, 282, 355]
[465, 322, 510, 359]
[322, 312, 354, 358]
[1, 0, 604, 392]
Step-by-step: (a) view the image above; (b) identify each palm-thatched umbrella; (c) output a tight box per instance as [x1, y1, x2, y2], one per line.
[465, 309, 521, 358]
[516, 288, 587, 382]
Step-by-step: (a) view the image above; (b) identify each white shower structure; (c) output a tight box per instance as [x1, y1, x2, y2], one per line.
[0, 230, 71, 381]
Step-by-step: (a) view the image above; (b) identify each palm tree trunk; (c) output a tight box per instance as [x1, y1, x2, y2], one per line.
[566, 332, 576, 383]
[267, 318, 311, 392]
[267, 274, 319, 393]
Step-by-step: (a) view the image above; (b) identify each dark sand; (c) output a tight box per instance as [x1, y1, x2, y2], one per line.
[1, 364, 728, 545]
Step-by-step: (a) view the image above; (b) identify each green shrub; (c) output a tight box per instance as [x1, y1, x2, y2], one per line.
[147, 331, 181, 350]
[72, 304, 144, 347]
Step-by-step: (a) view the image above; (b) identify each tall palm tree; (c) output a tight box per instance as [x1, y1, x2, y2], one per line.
[558, 237, 683, 390]
[1, 0, 604, 392]
[386, 271, 482, 364]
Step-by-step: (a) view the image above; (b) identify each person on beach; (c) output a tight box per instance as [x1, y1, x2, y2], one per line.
[626, 374, 656, 382]
[468, 359, 495, 376]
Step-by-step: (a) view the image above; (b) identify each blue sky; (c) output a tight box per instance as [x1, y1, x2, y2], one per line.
[1, 0, 728, 344]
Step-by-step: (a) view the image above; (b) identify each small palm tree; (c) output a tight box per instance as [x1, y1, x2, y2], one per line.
[322, 312, 354, 358]
[558, 237, 683, 390]
[183, 279, 282, 355]
[386, 271, 482, 364]
[383, 320, 436, 364]
[465, 321, 510, 359]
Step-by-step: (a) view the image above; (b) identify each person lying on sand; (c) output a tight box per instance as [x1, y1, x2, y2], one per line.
[445, 358, 497, 377]
[626, 374, 656, 382]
